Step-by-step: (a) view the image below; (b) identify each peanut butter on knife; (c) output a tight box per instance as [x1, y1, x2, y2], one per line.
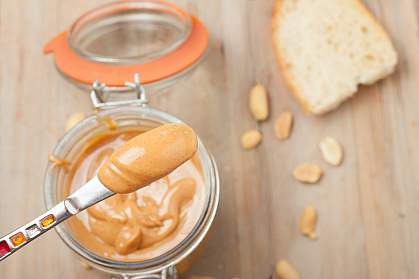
[0, 123, 199, 262]
[98, 123, 198, 194]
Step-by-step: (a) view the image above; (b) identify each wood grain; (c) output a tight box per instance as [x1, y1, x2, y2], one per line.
[0, 0, 418, 278]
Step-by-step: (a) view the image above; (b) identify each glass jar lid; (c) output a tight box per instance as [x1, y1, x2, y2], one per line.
[44, 0, 209, 87]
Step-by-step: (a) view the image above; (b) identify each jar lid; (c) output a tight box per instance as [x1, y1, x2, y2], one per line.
[44, 0, 209, 87]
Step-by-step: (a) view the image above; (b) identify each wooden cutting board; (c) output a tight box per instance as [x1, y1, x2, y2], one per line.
[0, 0, 418, 278]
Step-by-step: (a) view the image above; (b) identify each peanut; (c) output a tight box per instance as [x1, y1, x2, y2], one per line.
[241, 130, 262, 150]
[293, 163, 323, 184]
[300, 206, 317, 240]
[319, 137, 343, 166]
[249, 83, 269, 121]
[276, 260, 301, 279]
[274, 111, 293, 140]
[80, 261, 92, 270]
[65, 112, 85, 132]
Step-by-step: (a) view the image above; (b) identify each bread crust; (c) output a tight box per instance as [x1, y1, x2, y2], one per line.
[272, 0, 313, 113]
[271, 0, 397, 115]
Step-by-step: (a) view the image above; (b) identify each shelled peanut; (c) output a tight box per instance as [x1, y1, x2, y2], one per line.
[276, 260, 301, 279]
[293, 163, 323, 184]
[65, 112, 85, 131]
[249, 83, 269, 121]
[319, 137, 343, 166]
[274, 111, 293, 140]
[241, 130, 263, 150]
[300, 206, 318, 240]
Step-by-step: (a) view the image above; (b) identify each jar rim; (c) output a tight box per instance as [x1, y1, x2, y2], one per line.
[43, 0, 210, 88]
[43, 106, 220, 274]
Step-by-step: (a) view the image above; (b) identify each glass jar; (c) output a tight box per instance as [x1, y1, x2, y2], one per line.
[43, 79, 220, 278]
[43, 1, 216, 276]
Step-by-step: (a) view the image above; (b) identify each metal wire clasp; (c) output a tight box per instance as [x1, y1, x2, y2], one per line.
[118, 265, 178, 279]
[90, 73, 149, 109]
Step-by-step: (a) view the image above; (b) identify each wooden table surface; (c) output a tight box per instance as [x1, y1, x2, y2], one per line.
[1, 0, 419, 278]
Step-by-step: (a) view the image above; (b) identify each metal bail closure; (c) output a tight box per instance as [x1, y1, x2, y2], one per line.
[119, 265, 178, 279]
[90, 73, 149, 110]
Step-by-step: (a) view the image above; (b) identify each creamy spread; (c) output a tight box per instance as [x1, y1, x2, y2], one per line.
[65, 126, 205, 261]
[98, 124, 198, 194]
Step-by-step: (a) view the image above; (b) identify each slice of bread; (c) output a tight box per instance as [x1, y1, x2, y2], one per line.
[272, 0, 398, 114]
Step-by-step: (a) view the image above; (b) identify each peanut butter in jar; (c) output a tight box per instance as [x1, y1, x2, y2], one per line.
[65, 127, 206, 262]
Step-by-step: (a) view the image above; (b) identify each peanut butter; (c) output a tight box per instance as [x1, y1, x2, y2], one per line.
[98, 123, 198, 194]
[65, 126, 205, 261]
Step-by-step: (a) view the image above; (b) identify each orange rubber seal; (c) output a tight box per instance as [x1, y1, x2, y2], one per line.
[43, 16, 208, 87]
